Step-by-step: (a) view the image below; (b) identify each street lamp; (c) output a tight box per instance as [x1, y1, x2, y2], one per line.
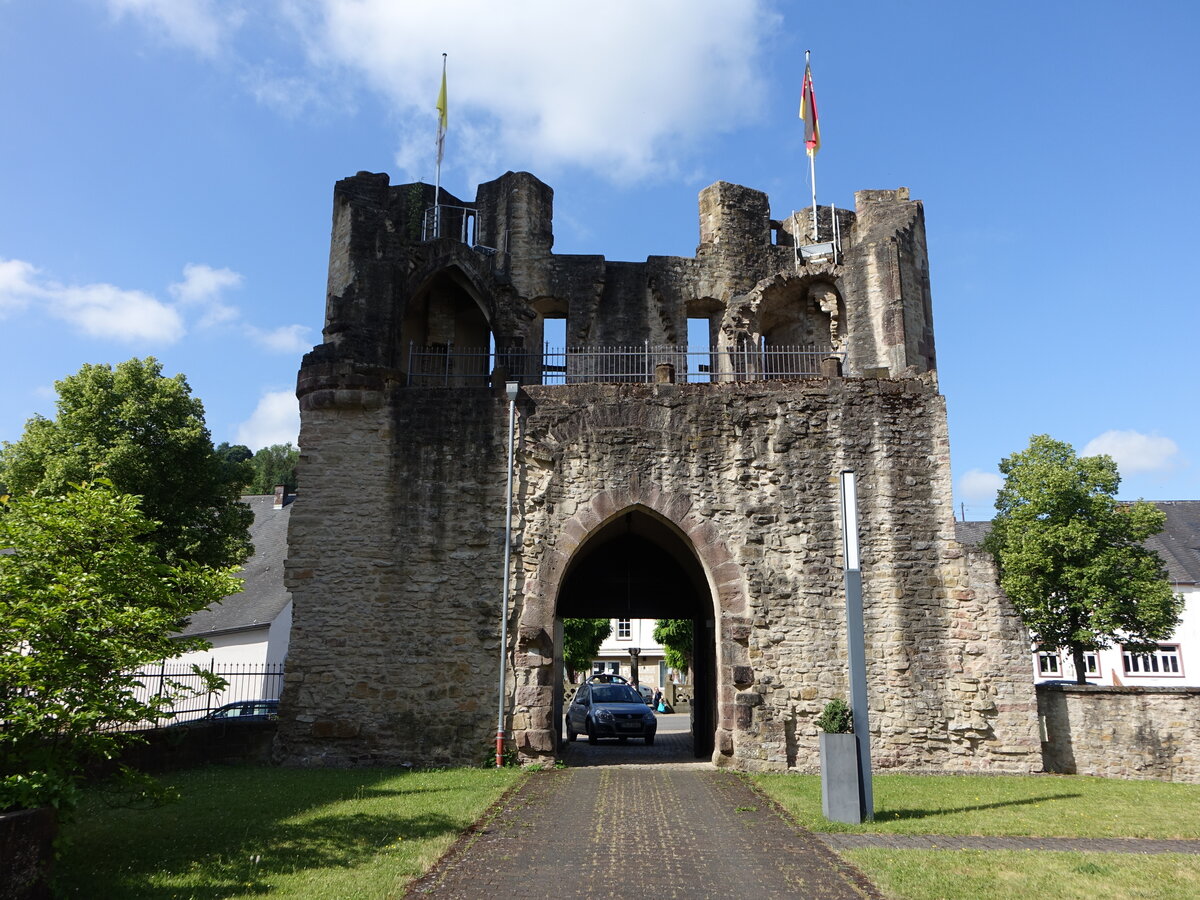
[496, 381, 520, 768]
[628, 647, 641, 687]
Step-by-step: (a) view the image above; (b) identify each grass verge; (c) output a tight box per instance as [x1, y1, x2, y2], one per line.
[753, 773, 1200, 838]
[56, 765, 522, 899]
[844, 849, 1200, 900]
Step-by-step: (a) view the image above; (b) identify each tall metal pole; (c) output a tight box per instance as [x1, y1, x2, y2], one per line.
[840, 471, 874, 821]
[496, 382, 520, 767]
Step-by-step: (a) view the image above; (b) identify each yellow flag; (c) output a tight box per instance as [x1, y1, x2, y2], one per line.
[436, 62, 448, 165]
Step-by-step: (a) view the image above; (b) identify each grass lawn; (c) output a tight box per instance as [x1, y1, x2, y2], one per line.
[753, 773, 1200, 838]
[754, 774, 1200, 900]
[843, 849, 1200, 900]
[56, 765, 521, 899]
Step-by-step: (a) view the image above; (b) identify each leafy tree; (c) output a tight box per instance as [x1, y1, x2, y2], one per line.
[215, 442, 253, 465]
[215, 442, 254, 492]
[653, 619, 694, 676]
[983, 435, 1183, 684]
[0, 484, 240, 811]
[561, 618, 612, 682]
[0, 358, 252, 568]
[249, 443, 299, 494]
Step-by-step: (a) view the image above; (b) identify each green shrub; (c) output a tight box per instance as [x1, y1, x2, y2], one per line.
[815, 699, 853, 734]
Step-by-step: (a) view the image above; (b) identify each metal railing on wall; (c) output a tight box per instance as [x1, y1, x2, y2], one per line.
[406, 342, 843, 387]
[103, 661, 286, 731]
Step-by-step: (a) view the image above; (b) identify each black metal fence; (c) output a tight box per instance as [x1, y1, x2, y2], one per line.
[110, 661, 285, 731]
[407, 342, 844, 387]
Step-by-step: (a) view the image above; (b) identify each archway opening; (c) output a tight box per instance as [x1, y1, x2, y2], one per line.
[554, 508, 717, 761]
[400, 267, 492, 384]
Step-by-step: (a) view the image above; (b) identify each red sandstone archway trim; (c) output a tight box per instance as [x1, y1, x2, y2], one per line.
[529, 485, 746, 631]
[512, 485, 750, 762]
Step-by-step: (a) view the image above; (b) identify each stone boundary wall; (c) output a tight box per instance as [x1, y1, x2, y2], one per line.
[1038, 684, 1200, 782]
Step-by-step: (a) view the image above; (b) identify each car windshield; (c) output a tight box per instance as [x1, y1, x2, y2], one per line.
[590, 685, 643, 704]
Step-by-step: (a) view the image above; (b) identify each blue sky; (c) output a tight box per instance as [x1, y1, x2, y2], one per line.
[1, 1, 1196, 518]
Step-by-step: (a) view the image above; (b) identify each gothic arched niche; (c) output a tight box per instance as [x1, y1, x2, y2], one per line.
[401, 266, 493, 383]
[758, 279, 842, 350]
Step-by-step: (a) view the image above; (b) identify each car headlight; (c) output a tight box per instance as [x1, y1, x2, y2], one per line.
[594, 709, 613, 723]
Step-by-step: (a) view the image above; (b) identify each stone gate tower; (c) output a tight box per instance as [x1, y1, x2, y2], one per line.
[274, 171, 1040, 772]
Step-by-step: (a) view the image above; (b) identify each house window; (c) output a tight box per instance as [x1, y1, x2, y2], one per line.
[617, 618, 631, 640]
[1080, 651, 1099, 677]
[1036, 650, 1060, 676]
[1122, 644, 1182, 676]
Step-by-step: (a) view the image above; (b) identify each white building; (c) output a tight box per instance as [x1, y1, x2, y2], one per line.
[960, 501, 1200, 687]
[166, 490, 294, 702]
[591, 617, 673, 689]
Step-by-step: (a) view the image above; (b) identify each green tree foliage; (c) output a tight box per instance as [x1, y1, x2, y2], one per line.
[0, 358, 253, 569]
[0, 484, 241, 811]
[215, 442, 253, 465]
[215, 442, 254, 490]
[561, 618, 612, 682]
[983, 435, 1183, 683]
[653, 619, 694, 674]
[249, 443, 299, 494]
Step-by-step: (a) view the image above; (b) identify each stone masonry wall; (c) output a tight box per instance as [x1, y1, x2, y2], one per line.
[276, 368, 1041, 772]
[1038, 685, 1200, 781]
[513, 376, 1040, 772]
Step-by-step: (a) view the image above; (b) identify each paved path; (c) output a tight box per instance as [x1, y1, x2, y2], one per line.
[407, 766, 881, 899]
[818, 833, 1200, 854]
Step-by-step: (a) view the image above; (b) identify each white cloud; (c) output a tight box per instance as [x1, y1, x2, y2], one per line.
[1083, 430, 1179, 474]
[53, 282, 185, 343]
[248, 323, 313, 354]
[287, 0, 775, 181]
[170, 262, 243, 327]
[0, 258, 38, 315]
[105, 0, 243, 57]
[0, 257, 184, 343]
[170, 262, 243, 303]
[958, 469, 1004, 506]
[235, 390, 299, 450]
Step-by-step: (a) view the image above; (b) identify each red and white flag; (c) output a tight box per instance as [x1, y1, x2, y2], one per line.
[799, 61, 820, 157]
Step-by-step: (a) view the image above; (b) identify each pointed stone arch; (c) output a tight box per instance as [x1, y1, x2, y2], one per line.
[513, 483, 750, 763]
[400, 262, 496, 383]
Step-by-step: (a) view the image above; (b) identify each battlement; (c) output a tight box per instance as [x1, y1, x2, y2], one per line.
[307, 170, 936, 403]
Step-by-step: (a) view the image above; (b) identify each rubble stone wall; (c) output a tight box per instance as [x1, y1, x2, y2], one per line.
[1038, 685, 1200, 781]
[275, 374, 1042, 773]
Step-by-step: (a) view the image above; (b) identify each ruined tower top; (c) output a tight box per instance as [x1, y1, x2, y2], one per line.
[300, 170, 935, 406]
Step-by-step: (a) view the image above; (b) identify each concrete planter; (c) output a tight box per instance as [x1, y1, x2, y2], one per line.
[819, 732, 864, 824]
[0, 806, 57, 900]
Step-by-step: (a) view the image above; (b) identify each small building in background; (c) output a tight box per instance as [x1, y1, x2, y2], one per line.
[958, 500, 1200, 687]
[590, 618, 670, 688]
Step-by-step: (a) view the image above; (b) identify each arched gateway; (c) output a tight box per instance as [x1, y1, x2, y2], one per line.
[274, 171, 1042, 773]
[530, 497, 744, 761]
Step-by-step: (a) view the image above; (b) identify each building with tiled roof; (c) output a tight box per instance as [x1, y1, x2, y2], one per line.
[956, 501, 1200, 686]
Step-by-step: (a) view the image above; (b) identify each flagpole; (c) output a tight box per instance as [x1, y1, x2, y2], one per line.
[434, 53, 447, 238]
[806, 50, 818, 243]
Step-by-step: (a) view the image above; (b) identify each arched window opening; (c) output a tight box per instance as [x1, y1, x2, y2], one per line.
[757, 280, 840, 378]
[402, 268, 493, 385]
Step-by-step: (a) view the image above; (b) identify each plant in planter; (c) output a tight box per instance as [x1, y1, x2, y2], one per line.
[815, 698, 853, 734]
[816, 699, 864, 824]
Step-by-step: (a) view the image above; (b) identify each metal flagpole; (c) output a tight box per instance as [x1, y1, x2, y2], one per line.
[809, 144, 818, 243]
[434, 53, 447, 239]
